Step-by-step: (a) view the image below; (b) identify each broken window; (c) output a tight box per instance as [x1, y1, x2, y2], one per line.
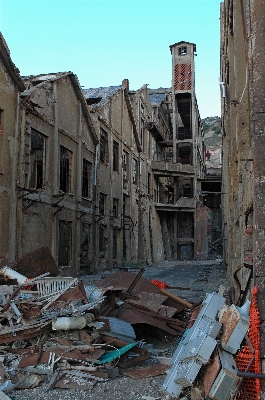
[100, 129, 108, 162]
[141, 118, 145, 151]
[178, 46, 187, 55]
[177, 142, 193, 165]
[82, 158, 92, 198]
[99, 225, 106, 256]
[132, 158, 138, 184]
[60, 146, 72, 193]
[29, 129, 45, 190]
[122, 151, 129, 180]
[99, 192, 106, 216]
[113, 228, 118, 261]
[178, 212, 194, 238]
[113, 140, 119, 172]
[58, 220, 72, 267]
[113, 198, 119, 218]
[147, 172, 151, 195]
[80, 221, 91, 268]
[177, 178, 193, 199]
[0, 109, 3, 137]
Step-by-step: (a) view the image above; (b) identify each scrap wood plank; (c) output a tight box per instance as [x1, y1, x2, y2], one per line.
[160, 288, 193, 309]
[121, 364, 169, 379]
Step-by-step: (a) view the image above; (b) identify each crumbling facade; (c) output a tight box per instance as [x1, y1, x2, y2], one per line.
[0, 34, 25, 263]
[150, 42, 209, 261]
[0, 57, 98, 274]
[0, 33, 222, 272]
[221, 0, 265, 377]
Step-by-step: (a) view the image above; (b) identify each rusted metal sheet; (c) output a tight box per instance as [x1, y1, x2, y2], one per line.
[96, 271, 162, 294]
[0, 362, 9, 382]
[109, 307, 180, 336]
[53, 372, 95, 390]
[79, 329, 93, 344]
[97, 271, 188, 313]
[47, 282, 88, 310]
[22, 307, 41, 322]
[126, 292, 176, 317]
[18, 352, 51, 368]
[203, 349, 220, 397]
[13, 372, 44, 389]
[0, 321, 52, 344]
[121, 364, 168, 379]
[8, 247, 59, 278]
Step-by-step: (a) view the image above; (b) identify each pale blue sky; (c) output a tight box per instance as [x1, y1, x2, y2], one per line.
[0, 0, 221, 118]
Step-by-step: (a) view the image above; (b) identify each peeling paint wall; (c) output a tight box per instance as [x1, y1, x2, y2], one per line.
[221, 0, 265, 374]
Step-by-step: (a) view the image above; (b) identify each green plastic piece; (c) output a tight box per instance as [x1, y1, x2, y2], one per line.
[95, 341, 139, 364]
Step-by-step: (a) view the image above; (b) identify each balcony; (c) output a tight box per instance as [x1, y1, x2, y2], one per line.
[151, 160, 194, 176]
[154, 197, 196, 211]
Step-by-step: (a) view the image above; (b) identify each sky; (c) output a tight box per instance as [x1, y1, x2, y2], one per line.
[0, 0, 221, 118]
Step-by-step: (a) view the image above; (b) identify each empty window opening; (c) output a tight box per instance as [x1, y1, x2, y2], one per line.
[0, 109, 3, 137]
[132, 158, 138, 184]
[113, 140, 119, 172]
[60, 146, 72, 193]
[141, 118, 145, 151]
[178, 178, 193, 199]
[157, 176, 175, 204]
[29, 129, 45, 189]
[178, 212, 194, 238]
[176, 93, 192, 137]
[58, 220, 72, 267]
[122, 151, 129, 180]
[147, 172, 151, 195]
[113, 198, 119, 218]
[100, 129, 108, 162]
[80, 221, 91, 269]
[82, 158, 92, 198]
[99, 192, 107, 216]
[178, 46, 187, 55]
[99, 225, 106, 257]
[177, 143, 193, 165]
[113, 228, 118, 261]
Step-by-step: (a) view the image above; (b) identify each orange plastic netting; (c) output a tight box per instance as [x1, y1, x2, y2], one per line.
[235, 286, 262, 399]
[150, 279, 168, 289]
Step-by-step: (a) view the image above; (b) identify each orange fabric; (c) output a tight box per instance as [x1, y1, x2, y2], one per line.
[235, 286, 262, 399]
[150, 279, 168, 289]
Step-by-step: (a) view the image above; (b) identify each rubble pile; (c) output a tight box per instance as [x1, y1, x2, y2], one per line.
[0, 249, 192, 397]
[0, 247, 260, 400]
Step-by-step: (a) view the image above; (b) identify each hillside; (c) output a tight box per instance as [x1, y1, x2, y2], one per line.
[202, 116, 222, 146]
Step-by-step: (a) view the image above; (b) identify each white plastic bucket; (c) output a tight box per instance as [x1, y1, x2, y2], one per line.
[52, 314, 94, 330]
[0, 266, 27, 284]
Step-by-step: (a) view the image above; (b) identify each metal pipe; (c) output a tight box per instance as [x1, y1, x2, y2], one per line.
[237, 371, 265, 379]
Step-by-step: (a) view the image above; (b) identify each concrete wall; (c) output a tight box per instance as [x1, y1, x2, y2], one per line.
[221, 0, 265, 378]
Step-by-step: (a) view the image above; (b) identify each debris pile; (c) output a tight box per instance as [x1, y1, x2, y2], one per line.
[0, 249, 192, 397]
[162, 290, 256, 399]
[0, 247, 261, 399]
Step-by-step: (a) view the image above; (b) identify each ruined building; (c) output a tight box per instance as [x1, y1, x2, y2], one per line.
[149, 42, 212, 261]
[0, 34, 221, 272]
[220, 0, 265, 377]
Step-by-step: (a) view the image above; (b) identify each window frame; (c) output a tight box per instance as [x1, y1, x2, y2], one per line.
[60, 145, 72, 193]
[113, 140, 119, 172]
[82, 158, 92, 198]
[29, 128, 46, 190]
